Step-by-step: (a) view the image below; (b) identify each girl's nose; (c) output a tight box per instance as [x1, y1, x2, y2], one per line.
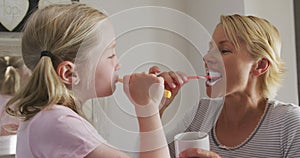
[114, 55, 121, 71]
[115, 62, 121, 71]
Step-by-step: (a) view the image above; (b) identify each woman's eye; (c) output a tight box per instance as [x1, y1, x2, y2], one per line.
[220, 49, 231, 54]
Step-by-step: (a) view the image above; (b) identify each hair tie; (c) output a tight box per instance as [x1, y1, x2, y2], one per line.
[40, 51, 54, 60]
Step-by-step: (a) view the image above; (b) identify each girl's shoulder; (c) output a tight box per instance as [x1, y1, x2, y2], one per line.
[22, 105, 105, 157]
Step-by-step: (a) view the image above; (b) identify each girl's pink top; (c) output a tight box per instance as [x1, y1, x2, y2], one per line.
[16, 105, 106, 158]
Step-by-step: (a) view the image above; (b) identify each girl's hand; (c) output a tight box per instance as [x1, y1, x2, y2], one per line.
[148, 66, 189, 116]
[179, 148, 221, 158]
[123, 72, 164, 117]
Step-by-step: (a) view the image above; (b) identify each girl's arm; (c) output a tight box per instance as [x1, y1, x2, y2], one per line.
[123, 73, 170, 158]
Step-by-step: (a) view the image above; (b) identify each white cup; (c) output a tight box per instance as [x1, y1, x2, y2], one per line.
[174, 131, 210, 157]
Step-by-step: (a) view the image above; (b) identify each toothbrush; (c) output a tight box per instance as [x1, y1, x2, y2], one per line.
[188, 75, 212, 80]
[117, 75, 212, 99]
[117, 78, 172, 98]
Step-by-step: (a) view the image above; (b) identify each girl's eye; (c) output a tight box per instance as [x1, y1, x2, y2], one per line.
[108, 54, 115, 59]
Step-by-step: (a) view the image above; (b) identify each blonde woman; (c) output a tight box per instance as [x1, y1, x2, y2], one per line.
[0, 56, 31, 135]
[5, 3, 169, 158]
[156, 14, 300, 157]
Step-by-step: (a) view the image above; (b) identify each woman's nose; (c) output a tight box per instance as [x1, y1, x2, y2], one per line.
[203, 52, 216, 64]
[203, 47, 223, 65]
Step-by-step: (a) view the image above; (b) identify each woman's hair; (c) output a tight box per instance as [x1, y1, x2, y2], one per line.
[0, 56, 25, 95]
[220, 14, 286, 99]
[5, 3, 107, 121]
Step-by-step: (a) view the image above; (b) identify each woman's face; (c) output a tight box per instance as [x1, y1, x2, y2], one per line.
[204, 24, 256, 98]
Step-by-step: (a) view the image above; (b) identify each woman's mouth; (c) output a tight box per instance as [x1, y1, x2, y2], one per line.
[206, 70, 222, 86]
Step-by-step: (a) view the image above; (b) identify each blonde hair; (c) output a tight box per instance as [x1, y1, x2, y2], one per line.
[0, 56, 24, 95]
[220, 14, 286, 99]
[5, 3, 107, 121]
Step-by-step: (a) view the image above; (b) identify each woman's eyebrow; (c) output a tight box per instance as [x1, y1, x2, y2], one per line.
[219, 40, 231, 45]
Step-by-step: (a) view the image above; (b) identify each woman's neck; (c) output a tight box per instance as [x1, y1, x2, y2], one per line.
[222, 94, 267, 125]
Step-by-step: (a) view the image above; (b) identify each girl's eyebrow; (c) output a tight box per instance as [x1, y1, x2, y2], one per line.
[110, 41, 116, 48]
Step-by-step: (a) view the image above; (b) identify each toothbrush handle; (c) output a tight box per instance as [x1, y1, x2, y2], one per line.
[164, 90, 172, 98]
[118, 78, 172, 98]
[188, 76, 207, 80]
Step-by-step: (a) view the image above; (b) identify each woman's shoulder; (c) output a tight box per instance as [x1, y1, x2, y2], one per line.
[199, 97, 224, 106]
[269, 99, 300, 113]
[268, 99, 300, 123]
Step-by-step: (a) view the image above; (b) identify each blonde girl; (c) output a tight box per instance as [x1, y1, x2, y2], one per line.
[6, 3, 169, 158]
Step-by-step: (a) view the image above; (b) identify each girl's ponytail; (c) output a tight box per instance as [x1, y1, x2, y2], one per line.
[6, 54, 78, 121]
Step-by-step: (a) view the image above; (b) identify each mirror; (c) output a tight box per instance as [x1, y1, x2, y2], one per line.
[0, 32, 25, 158]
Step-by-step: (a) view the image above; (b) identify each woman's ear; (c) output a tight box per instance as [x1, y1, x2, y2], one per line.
[56, 61, 80, 85]
[252, 58, 270, 76]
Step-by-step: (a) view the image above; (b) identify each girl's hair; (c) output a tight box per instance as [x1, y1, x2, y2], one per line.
[0, 56, 24, 95]
[5, 3, 107, 121]
[220, 14, 286, 99]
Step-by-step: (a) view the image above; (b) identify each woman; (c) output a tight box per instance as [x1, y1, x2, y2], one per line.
[156, 14, 300, 157]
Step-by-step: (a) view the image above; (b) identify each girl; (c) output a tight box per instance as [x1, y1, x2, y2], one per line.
[5, 3, 169, 158]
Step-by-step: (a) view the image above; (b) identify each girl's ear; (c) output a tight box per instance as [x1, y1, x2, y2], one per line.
[56, 61, 80, 85]
[252, 58, 270, 76]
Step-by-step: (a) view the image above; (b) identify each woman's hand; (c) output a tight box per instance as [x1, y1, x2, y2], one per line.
[148, 66, 189, 116]
[179, 148, 221, 158]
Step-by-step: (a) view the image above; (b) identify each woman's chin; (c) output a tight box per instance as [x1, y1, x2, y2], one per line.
[206, 89, 225, 98]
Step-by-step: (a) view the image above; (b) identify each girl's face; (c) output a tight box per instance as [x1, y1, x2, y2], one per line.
[204, 24, 256, 98]
[73, 21, 120, 101]
[94, 41, 120, 97]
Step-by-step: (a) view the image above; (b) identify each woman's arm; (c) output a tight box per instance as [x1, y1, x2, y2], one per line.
[148, 66, 189, 117]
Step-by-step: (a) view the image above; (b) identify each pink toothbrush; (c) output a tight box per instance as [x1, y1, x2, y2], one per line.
[188, 75, 218, 80]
